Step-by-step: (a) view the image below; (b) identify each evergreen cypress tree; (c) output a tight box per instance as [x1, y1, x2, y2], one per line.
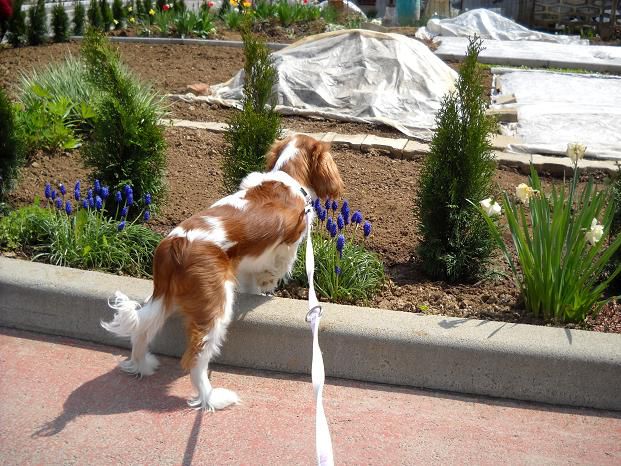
[7, 0, 27, 47]
[0, 86, 25, 201]
[88, 0, 103, 29]
[112, 0, 124, 28]
[415, 37, 498, 282]
[73, 0, 86, 35]
[27, 0, 48, 45]
[52, 1, 70, 42]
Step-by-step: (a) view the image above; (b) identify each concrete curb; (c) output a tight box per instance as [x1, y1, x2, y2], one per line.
[164, 118, 619, 175]
[1, 257, 620, 411]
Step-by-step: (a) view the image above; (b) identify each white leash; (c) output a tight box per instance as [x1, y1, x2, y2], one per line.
[303, 196, 335, 466]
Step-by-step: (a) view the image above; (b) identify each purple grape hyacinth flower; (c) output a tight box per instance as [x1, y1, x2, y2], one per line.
[74, 188, 81, 201]
[100, 186, 110, 200]
[337, 214, 344, 231]
[95, 196, 103, 211]
[121, 206, 128, 218]
[51, 190, 57, 200]
[115, 191, 122, 203]
[55, 197, 62, 209]
[94, 179, 101, 194]
[87, 188, 93, 199]
[363, 220, 372, 237]
[313, 198, 321, 212]
[144, 210, 151, 222]
[82, 199, 88, 209]
[336, 234, 345, 257]
[88, 196, 95, 208]
[318, 208, 327, 222]
[329, 222, 337, 238]
[331, 200, 338, 212]
[335, 266, 341, 275]
[144, 193, 152, 206]
[324, 198, 331, 210]
[118, 221, 126, 231]
[326, 217, 333, 232]
[351, 210, 363, 224]
[44, 183, 52, 199]
[126, 190, 134, 206]
[59, 183, 66, 196]
[74, 180, 80, 192]
[65, 200, 72, 215]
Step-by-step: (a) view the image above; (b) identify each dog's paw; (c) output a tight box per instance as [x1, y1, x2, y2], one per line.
[119, 352, 159, 377]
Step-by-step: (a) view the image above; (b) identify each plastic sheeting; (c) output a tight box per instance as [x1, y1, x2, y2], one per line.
[434, 36, 621, 73]
[177, 30, 457, 140]
[415, 9, 587, 45]
[493, 68, 621, 161]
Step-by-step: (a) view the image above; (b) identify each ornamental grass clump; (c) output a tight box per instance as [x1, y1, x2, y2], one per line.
[292, 199, 384, 303]
[222, 25, 281, 192]
[81, 29, 167, 212]
[416, 36, 497, 283]
[0, 178, 160, 278]
[478, 144, 621, 323]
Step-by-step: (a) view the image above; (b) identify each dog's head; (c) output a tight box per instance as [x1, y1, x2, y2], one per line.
[266, 135, 344, 200]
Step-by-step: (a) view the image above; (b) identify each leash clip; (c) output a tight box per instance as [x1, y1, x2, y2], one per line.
[305, 305, 323, 322]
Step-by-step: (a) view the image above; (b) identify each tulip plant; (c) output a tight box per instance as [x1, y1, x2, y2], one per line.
[479, 143, 621, 322]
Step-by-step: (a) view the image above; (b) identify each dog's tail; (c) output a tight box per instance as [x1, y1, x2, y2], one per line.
[101, 291, 166, 342]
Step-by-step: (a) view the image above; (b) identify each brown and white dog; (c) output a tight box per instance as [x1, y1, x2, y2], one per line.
[101, 135, 343, 411]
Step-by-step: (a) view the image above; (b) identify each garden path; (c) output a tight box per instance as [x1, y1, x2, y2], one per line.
[1, 327, 620, 465]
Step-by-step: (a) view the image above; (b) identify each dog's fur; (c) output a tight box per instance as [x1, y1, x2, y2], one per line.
[101, 135, 343, 411]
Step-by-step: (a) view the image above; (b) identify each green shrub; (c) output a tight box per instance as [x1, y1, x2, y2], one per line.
[153, 9, 170, 35]
[275, 0, 295, 27]
[73, 0, 86, 35]
[479, 162, 621, 323]
[0, 191, 161, 278]
[416, 37, 497, 282]
[51, 1, 70, 42]
[223, 9, 241, 30]
[194, 7, 216, 37]
[222, 28, 281, 192]
[7, 0, 27, 47]
[81, 30, 167, 212]
[88, 0, 104, 29]
[0, 87, 25, 201]
[101, 0, 114, 30]
[254, 0, 276, 21]
[173, 9, 197, 36]
[320, 5, 338, 24]
[27, 0, 48, 46]
[14, 91, 81, 155]
[112, 0, 125, 27]
[292, 200, 384, 303]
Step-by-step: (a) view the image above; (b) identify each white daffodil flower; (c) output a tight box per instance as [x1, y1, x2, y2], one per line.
[515, 183, 536, 205]
[566, 143, 587, 164]
[585, 218, 604, 246]
[480, 198, 501, 217]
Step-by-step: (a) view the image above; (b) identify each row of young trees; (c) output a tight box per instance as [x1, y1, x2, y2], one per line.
[5, 0, 133, 46]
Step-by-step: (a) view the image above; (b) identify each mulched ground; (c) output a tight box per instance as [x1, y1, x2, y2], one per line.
[1, 41, 618, 332]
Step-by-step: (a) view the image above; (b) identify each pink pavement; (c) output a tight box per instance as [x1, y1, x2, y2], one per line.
[0, 327, 620, 466]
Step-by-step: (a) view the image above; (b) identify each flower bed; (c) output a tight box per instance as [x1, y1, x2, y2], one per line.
[1, 42, 619, 333]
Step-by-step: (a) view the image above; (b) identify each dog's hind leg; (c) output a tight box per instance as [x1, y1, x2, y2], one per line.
[181, 279, 239, 411]
[102, 293, 168, 377]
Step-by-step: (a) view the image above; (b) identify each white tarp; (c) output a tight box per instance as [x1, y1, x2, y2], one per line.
[493, 68, 621, 160]
[415, 9, 587, 45]
[175, 29, 457, 140]
[434, 36, 621, 73]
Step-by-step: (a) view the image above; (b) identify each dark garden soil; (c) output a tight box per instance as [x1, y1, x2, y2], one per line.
[1, 42, 618, 332]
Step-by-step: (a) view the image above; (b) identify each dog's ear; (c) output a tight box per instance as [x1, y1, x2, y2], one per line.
[312, 142, 344, 200]
[265, 138, 290, 171]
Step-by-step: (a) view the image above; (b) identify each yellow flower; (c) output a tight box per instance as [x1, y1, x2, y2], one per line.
[230, 0, 238, 6]
[149, 8, 155, 15]
[127, 5, 132, 11]
[515, 183, 536, 205]
[242, 0, 251, 7]
[113, 18, 119, 25]
[128, 16, 135, 23]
